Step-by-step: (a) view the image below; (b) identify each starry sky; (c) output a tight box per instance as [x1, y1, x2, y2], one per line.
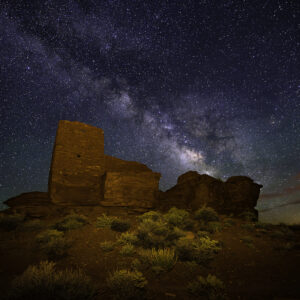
[0, 1, 299, 221]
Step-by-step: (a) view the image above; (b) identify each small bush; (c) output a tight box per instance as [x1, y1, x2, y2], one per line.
[0, 214, 25, 231]
[175, 237, 221, 265]
[197, 231, 210, 238]
[239, 211, 257, 222]
[138, 248, 177, 273]
[120, 244, 136, 256]
[111, 219, 131, 232]
[54, 214, 88, 231]
[96, 213, 118, 228]
[187, 274, 225, 299]
[195, 207, 219, 223]
[223, 218, 235, 227]
[117, 232, 139, 245]
[36, 230, 70, 259]
[107, 269, 147, 300]
[20, 220, 44, 231]
[240, 236, 254, 248]
[241, 223, 255, 231]
[138, 210, 163, 222]
[100, 241, 115, 252]
[164, 207, 192, 229]
[7, 260, 97, 300]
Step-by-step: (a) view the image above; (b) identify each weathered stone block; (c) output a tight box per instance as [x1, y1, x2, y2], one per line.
[48, 120, 105, 205]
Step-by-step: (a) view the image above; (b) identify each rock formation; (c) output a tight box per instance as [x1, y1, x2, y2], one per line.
[48, 120, 160, 209]
[3, 121, 262, 217]
[157, 171, 263, 216]
[48, 120, 105, 205]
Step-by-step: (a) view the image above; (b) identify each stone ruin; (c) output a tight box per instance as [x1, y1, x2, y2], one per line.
[4, 120, 263, 217]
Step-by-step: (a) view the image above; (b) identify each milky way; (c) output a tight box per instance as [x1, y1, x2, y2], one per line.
[0, 1, 299, 217]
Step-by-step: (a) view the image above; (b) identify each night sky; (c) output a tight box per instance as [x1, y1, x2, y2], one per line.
[0, 1, 299, 221]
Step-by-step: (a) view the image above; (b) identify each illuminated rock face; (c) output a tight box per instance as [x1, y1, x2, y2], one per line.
[48, 120, 105, 205]
[48, 121, 160, 208]
[158, 171, 262, 217]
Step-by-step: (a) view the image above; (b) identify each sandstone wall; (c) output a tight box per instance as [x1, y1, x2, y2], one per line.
[48, 120, 105, 205]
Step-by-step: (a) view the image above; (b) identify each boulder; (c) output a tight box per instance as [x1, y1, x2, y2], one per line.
[158, 171, 262, 216]
[48, 120, 105, 205]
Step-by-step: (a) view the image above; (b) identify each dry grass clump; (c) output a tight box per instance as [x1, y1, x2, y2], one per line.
[7, 260, 97, 300]
[36, 230, 70, 259]
[175, 236, 221, 265]
[187, 274, 225, 299]
[120, 244, 136, 256]
[54, 213, 88, 231]
[95, 213, 118, 228]
[107, 269, 147, 300]
[100, 241, 115, 252]
[137, 247, 177, 274]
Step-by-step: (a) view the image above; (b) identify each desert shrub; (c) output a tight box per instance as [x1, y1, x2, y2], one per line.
[194, 207, 219, 223]
[7, 260, 97, 300]
[95, 213, 118, 228]
[241, 223, 255, 231]
[120, 244, 136, 256]
[137, 248, 177, 273]
[117, 232, 139, 246]
[164, 207, 193, 229]
[136, 217, 185, 249]
[36, 230, 70, 259]
[138, 210, 163, 222]
[0, 213, 25, 231]
[197, 231, 210, 238]
[100, 241, 115, 252]
[54, 213, 88, 231]
[131, 258, 142, 270]
[240, 236, 254, 248]
[239, 210, 257, 222]
[223, 217, 235, 227]
[20, 220, 44, 231]
[107, 269, 147, 300]
[111, 219, 131, 232]
[187, 274, 225, 300]
[175, 236, 221, 265]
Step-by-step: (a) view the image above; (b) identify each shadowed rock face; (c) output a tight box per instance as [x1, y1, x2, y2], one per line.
[158, 171, 263, 216]
[48, 120, 105, 205]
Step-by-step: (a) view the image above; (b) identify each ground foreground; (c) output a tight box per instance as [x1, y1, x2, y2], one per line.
[0, 206, 299, 300]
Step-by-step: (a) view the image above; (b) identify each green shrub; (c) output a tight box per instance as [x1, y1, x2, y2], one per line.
[164, 207, 192, 229]
[95, 213, 118, 228]
[0, 214, 25, 231]
[194, 207, 219, 223]
[107, 269, 147, 300]
[187, 274, 225, 299]
[100, 241, 115, 252]
[120, 244, 136, 256]
[138, 248, 177, 273]
[7, 260, 97, 300]
[111, 219, 131, 232]
[36, 230, 70, 259]
[175, 237, 221, 265]
[54, 214, 88, 231]
[117, 232, 139, 246]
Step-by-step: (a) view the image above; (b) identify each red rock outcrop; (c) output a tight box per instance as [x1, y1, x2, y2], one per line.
[48, 120, 105, 205]
[102, 155, 161, 209]
[157, 171, 262, 216]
